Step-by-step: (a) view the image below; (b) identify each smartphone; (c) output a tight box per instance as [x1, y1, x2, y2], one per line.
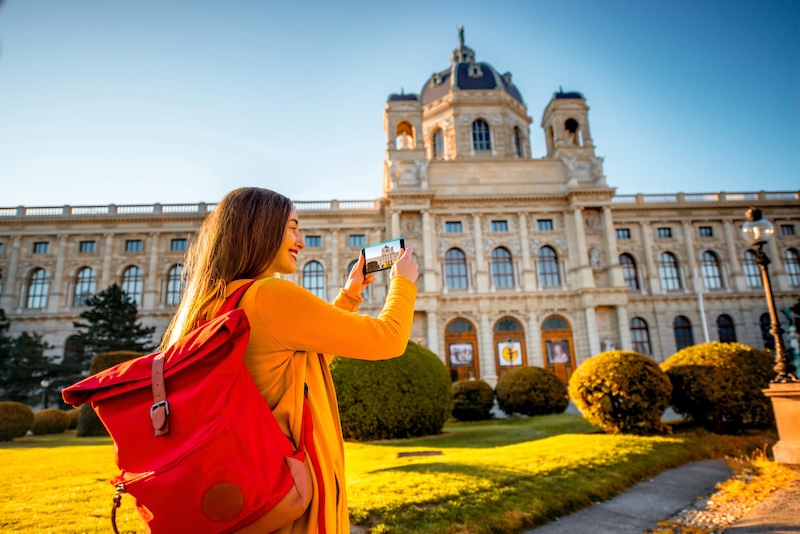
[361, 238, 405, 275]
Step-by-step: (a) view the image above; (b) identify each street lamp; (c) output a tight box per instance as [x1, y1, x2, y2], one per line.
[742, 208, 797, 383]
[39, 379, 50, 409]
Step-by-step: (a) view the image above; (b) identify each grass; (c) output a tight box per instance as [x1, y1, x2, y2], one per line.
[0, 415, 776, 534]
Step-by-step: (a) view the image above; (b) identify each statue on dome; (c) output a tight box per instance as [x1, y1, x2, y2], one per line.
[458, 25, 465, 46]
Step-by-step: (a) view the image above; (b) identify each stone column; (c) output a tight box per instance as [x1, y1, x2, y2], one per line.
[101, 234, 114, 289]
[422, 210, 438, 292]
[584, 306, 601, 357]
[473, 214, 488, 292]
[640, 222, 659, 294]
[330, 229, 339, 299]
[681, 221, 699, 293]
[391, 211, 401, 238]
[603, 206, 624, 286]
[426, 310, 441, 363]
[616, 306, 632, 351]
[517, 213, 535, 290]
[0, 235, 21, 310]
[479, 312, 497, 386]
[47, 235, 68, 313]
[723, 220, 746, 291]
[143, 233, 160, 310]
[526, 312, 544, 367]
[571, 207, 593, 287]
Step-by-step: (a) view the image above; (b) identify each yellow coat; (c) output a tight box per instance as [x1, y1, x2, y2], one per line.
[224, 276, 417, 533]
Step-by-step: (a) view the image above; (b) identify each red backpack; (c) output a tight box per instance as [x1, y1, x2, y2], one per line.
[62, 281, 322, 533]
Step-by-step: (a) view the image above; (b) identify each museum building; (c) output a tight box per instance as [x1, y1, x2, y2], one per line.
[1, 34, 798, 387]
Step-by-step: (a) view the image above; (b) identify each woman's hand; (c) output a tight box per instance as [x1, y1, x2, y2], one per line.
[391, 247, 419, 283]
[344, 253, 375, 299]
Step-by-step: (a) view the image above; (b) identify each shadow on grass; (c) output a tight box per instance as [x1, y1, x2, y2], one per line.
[363, 413, 598, 449]
[0, 430, 112, 449]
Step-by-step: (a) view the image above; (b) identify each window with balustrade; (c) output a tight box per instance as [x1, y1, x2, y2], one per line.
[619, 253, 639, 290]
[445, 248, 468, 289]
[700, 251, 723, 290]
[27, 268, 49, 309]
[538, 246, 560, 287]
[121, 266, 143, 305]
[630, 317, 652, 355]
[491, 247, 514, 288]
[743, 250, 762, 288]
[658, 252, 681, 291]
[303, 261, 325, 299]
[166, 264, 184, 306]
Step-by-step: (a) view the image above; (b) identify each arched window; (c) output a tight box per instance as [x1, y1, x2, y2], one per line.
[472, 119, 491, 151]
[700, 251, 723, 290]
[491, 247, 514, 288]
[538, 246, 560, 287]
[395, 121, 414, 150]
[785, 248, 800, 287]
[565, 118, 581, 146]
[658, 252, 681, 291]
[303, 261, 325, 299]
[27, 268, 49, 309]
[743, 250, 762, 288]
[432, 129, 444, 159]
[673, 316, 694, 350]
[760, 313, 775, 351]
[347, 260, 369, 299]
[630, 317, 652, 355]
[513, 127, 523, 157]
[619, 253, 639, 290]
[445, 248, 468, 289]
[166, 264, 184, 306]
[121, 266, 143, 305]
[73, 267, 96, 306]
[717, 314, 736, 343]
[446, 319, 474, 333]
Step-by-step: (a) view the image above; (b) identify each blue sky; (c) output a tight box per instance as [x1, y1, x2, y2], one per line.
[0, 0, 798, 206]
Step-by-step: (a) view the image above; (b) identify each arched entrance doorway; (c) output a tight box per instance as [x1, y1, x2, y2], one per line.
[493, 317, 527, 379]
[541, 315, 575, 383]
[445, 318, 479, 382]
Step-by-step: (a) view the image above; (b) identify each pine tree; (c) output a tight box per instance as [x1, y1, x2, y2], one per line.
[0, 309, 55, 404]
[72, 284, 155, 360]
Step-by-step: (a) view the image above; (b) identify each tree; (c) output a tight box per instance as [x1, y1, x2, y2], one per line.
[0, 309, 55, 404]
[72, 284, 155, 364]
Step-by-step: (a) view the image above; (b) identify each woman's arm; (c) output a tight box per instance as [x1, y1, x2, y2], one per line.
[253, 275, 417, 360]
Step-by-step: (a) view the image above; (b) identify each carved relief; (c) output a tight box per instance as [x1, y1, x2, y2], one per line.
[554, 238, 569, 252]
[509, 239, 522, 255]
[589, 247, 602, 269]
[561, 156, 594, 183]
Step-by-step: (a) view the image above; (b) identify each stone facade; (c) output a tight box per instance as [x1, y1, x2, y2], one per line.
[1, 37, 798, 387]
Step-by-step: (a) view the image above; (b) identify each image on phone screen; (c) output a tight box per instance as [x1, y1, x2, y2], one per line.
[362, 238, 405, 275]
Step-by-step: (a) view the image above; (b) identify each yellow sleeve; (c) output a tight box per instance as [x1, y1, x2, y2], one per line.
[253, 276, 417, 360]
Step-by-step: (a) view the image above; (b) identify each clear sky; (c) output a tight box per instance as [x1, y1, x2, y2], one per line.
[0, 0, 798, 207]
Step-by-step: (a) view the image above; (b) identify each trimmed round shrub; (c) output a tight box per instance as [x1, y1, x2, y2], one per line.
[67, 408, 80, 430]
[452, 380, 495, 421]
[569, 351, 672, 435]
[31, 408, 71, 435]
[495, 366, 568, 416]
[77, 351, 142, 437]
[0, 401, 34, 441]
[331, 342, 452, 441]
[661, 342, 774, 433]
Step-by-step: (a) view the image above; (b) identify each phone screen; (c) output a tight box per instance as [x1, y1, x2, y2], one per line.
[362, 238, 405, 275]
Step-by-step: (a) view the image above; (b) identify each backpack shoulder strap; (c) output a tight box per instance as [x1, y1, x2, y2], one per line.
[216, 279, 258, 317]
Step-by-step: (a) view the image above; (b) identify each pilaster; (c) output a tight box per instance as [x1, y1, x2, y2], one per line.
[47, 235, 68, 313]
[101, 234, 114, 290]
[143, 233, 160, 310]
[422, 211, 438, 292]
[584, 306, 601, 358]
[616, 306, 632, 351]
[0, 235, 21, 310]
[603, 206, 624, 286]
[517, 213, 535, 290]
[640, 221, 660, 294]
[473, 214, 489, 292]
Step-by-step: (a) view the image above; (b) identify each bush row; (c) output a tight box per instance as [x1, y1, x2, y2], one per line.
[0, 402, 80, 441]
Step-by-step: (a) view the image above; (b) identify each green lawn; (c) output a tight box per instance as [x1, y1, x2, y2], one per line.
[0, 415, 775, 533]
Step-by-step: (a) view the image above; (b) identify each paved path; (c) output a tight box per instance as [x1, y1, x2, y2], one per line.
[524, 459, 733, 534]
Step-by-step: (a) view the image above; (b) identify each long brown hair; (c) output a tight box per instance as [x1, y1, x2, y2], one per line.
[161, 187, 293, 349]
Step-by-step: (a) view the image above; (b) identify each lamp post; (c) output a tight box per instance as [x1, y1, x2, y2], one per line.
[741, 207, 797, 383]
[743, 207, 800, 465]
[39, 379, 50, 409]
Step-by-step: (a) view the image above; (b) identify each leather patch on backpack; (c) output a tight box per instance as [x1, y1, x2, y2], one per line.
[202, 481, 244, 522]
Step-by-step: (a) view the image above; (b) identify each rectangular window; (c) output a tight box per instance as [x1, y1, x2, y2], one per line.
[537, 219, 554, 231]
[33, 242, 49, 254]
[79, 240, 96, 253]
[699, 226, 713, 238]
[170, 238, 188, 251]
[306, 235, 322, 248]
[616, 228, 631, 240]
[348, 234, 365, 247]
[125, 239, 143, 252]
[657, 227, 672, 239]
[782, 224, 796, 236]
[491, 220, 508, 232]
[445, 221, 463, 233]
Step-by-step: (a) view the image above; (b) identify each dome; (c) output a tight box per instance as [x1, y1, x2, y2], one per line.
[420, 29, 524, 105]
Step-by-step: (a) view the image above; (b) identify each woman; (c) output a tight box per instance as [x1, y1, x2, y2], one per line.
[162, 187, 418, 533]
